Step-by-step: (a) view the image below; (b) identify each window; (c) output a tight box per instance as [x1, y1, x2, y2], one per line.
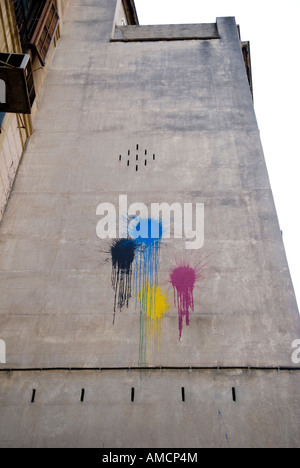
[29, 0, 60, 66]
[13, 0, 60, 66]
[13, 0, 43, 51]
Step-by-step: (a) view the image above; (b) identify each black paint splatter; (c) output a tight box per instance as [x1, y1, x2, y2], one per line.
[111, 239, 135, 324]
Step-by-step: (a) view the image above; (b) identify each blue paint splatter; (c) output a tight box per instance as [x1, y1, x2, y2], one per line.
[130, 217, 164, 306]
[129, 217, 164, 364]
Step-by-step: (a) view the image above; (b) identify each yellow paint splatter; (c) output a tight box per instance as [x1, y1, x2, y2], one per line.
[139, 285, 170, 356]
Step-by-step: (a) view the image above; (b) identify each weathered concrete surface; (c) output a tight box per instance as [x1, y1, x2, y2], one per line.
[0, 0, 299, 447]
[0, 6, 298, 368]
[112, 23, 220, 41]
[0, 369, 299, 448]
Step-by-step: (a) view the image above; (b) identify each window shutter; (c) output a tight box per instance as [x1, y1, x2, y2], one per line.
[29, 0, 60, 66]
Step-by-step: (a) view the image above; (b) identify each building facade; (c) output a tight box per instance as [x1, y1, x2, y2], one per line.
[0, 0, 69, 219]
[0, 0, 299, 448]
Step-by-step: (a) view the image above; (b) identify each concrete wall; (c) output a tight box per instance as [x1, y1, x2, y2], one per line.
[0, 0, 299, 447]
[112, 23, 220, 41]
[0, 369, 299, 448]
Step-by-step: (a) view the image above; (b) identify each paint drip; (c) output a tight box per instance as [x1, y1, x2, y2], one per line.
[129, 217, 165, 364]
[170, 261, 204, 339]
[138, 285, 170, 362]
[110, 239, 135, 324]
[130, 217, 164, 305]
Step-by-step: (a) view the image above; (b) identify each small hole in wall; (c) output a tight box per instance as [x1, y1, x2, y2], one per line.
[131, 387, 135, 402]
[145, 160, 147, 166]
[136, 155, 139, 161]
[136, 165, 139, 172]
[127, 160, 130, 166]
[181, 387, 185, 402]
[136, 144, 139, 151]
[119, 155, 122, 161]
[153, 154, 156, 161]
[31, 389, 36, 403]
[80, 388, 85, 402]
[232, 387, 236, 402]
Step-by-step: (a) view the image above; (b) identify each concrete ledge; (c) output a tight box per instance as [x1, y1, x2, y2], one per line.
[111, 23, 220, 42]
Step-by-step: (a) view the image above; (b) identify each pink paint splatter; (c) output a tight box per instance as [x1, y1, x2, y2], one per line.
[170, 261, 205, 339]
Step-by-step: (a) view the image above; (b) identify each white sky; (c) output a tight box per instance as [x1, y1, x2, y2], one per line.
[134, 0, 300, 308]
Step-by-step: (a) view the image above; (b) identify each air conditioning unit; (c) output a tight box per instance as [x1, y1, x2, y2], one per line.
[0, 53, 36, 114]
